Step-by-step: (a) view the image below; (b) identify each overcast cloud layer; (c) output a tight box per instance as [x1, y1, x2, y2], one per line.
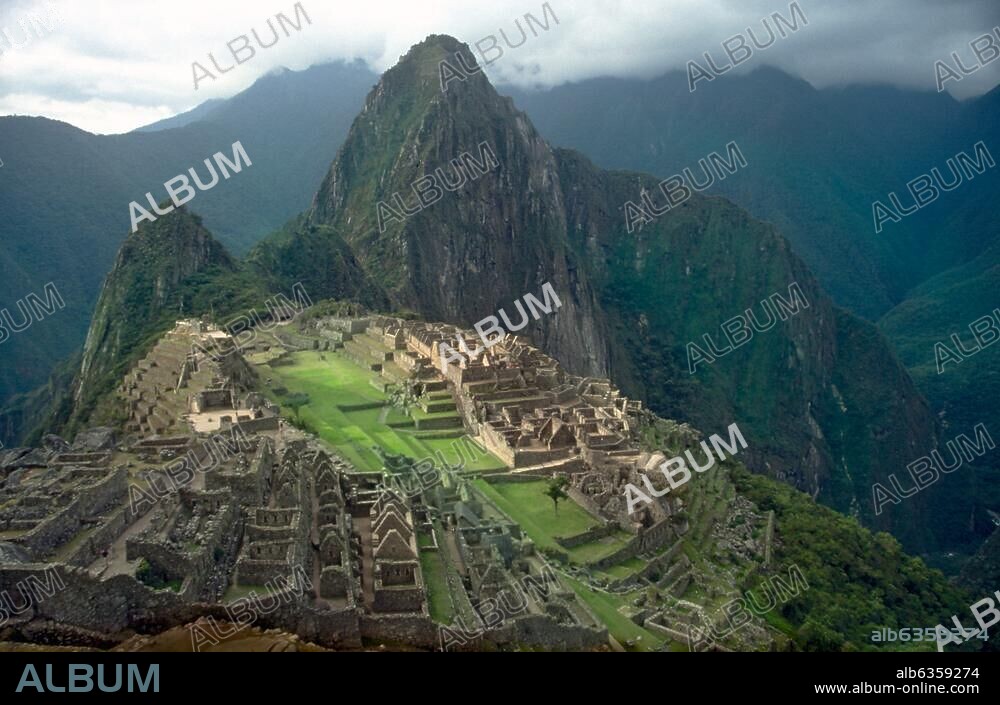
[1, 0, 999, 134]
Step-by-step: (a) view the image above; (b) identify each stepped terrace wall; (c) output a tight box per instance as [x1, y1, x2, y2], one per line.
[554, 524, 619, 550]
[359, 614, 438, 648]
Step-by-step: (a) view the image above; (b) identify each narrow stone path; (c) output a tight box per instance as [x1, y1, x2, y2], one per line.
[88, 505, 157, 577]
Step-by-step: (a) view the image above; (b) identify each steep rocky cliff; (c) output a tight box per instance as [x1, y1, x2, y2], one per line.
[280, 36, 612, 376]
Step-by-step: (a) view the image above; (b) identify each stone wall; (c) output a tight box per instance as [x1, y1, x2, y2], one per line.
[50, 452, 111, 467]
[275, 332, 317, 351]
[320, 566, 349, 597]
[499, 615, 608, 650]
[481, 473, 542, 484]
[513, 447, 578, 469]
[555, 524, 619, 550]
[591, 518, 675, 571]
[62, 503, 150, 568]
[0, 564, 186, 634]
[224, 416, 280, 435]
[191, 390, 232, 413]
[604, 537, 687, 592]
[644, 619, 691, 645]
[210, 439, 274, 506]
[126, 540, 195, 582]
[479, 425, 515, 467]
[359, 614, 438, 648]
[125, 499, 237, 600]
[329, 318, 369, 334]
[15, 468, 127, 559]
[372, 584, 425, 613]
[566, 485, 607, 520]
[439, 615, 609, 652]
[0, 563, 373, 650]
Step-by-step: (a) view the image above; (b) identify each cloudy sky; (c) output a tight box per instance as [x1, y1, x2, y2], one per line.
[1, 0, 999, 134]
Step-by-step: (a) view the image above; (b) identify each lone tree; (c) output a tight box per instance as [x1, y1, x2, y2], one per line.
[285, 392, 310, 421]
[388, 382, 419, 417]
[545, 476, 569, 514]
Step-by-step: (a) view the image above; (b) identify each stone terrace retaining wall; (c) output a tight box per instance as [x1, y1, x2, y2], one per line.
[555, 524, 618, 550]
[590, 518, 675, 571]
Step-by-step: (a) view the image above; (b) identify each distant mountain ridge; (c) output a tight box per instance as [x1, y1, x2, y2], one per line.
[504, 66, 999, 320]
[3, 57, 995, 422]
[134, 98, 225, 132]
[0, 60, 378, 423]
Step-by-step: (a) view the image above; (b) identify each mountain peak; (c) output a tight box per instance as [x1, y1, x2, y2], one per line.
[402, 34, 474, 65]
[71, 206, 235, 427]
[309, 34, 517, 229]
[380, 34, 489, 101]
[411, 33, 464, 51]
[119, 203, 231, 266]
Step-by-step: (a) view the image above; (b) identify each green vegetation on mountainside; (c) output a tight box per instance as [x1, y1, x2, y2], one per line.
[556, 148, 940, 552]
[731, 466, 976, 651]
[878, 241, 1000, 553]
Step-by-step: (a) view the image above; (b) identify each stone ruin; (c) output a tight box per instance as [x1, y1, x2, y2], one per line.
[358, 316, 685, 534]
[369, 490, 424, 613]
[0, 312, 770, 652]
[119, 320, 261, 437]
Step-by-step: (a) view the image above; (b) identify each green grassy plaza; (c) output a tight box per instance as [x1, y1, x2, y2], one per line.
[258, 351, 506, 473]
[472, 479, 675, 651]
[563, 576, 666, 652]
[473, 479, 631, 562]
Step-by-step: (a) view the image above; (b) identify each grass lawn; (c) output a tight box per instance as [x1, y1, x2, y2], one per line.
[474, 480, 596, 549]
[473, 480, 610, 555]
[565, 531, 633, 564]
[563, 576, 664, 652]
[222, 584, 266, 601]
[260, 351, 505, 472]
[597, 558, 647, 581]
[417, 533, 435, 548]
[420, 550, 454, 624]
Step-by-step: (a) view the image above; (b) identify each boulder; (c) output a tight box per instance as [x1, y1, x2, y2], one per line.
[72, 427, 118, 452]
[0, 448, 31, 474]
[42, 434, 71, 452]
[1, 448, 50, 471]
